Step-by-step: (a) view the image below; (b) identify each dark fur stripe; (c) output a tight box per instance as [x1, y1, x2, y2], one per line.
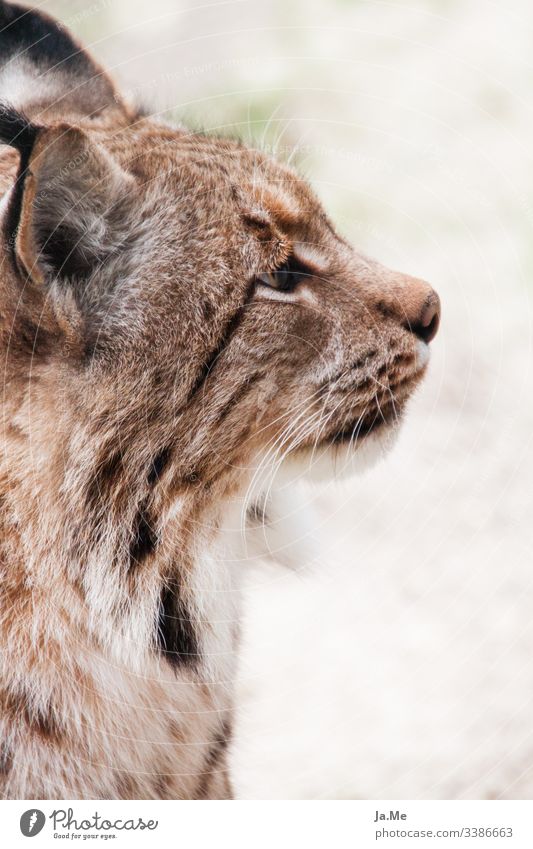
[0, 740, 13, 776]
[186, 282, 255, 402]
[130, 501, 157, 565]
[85, 450, 124, 513]
[1, 689, 61, 742]
[156, 583, 198, 668]
[129, 447, 172, 565]
[216, 372, 260, 424]
[0, 104, 38, 155]
[194, 719, 232, 799]
[147, 447, 171, 485]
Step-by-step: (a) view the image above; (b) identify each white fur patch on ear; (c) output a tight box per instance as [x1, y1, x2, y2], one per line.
[0, 60, 64, 113]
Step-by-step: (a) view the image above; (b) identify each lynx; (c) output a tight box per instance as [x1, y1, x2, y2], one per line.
[0, 1, 440, 799]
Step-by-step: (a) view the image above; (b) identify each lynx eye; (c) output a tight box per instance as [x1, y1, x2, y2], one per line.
[255, 257, 310, 292]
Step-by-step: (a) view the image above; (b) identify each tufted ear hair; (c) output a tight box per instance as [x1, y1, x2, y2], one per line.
[0, 1, 129, 121]
[0, 104, 135, 286]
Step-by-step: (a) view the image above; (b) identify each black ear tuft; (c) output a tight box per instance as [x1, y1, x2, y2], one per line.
[0, 0, 99, 81]
[0, 2, 126, 120]
[0, 103, 39, 158]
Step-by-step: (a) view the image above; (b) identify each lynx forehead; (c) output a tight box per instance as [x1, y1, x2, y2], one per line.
[0, 1, 439, 799]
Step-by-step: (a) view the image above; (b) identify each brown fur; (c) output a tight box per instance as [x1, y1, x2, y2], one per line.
[0, 1, 439, 798]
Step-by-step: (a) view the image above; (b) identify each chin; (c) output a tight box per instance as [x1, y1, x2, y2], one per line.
[274, 421, 402, 486]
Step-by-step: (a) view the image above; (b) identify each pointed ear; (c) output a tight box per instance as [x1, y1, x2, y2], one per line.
[0, 105, 135, 285]
[0, 1, 129, 121]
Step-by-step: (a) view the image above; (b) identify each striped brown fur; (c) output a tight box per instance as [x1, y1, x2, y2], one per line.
[0, 1, 438, 799]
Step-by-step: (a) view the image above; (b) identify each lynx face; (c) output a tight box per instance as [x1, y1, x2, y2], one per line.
[0, 10, 439, 516]
[0, 113, 439, 508]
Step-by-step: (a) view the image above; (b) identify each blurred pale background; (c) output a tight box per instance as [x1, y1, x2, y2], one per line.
[46, 0, 533, 798]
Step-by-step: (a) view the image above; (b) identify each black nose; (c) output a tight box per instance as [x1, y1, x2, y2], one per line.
[413, 291, 441, 344]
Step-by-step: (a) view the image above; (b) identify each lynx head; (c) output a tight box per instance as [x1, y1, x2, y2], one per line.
[0, 2, 440, 527]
